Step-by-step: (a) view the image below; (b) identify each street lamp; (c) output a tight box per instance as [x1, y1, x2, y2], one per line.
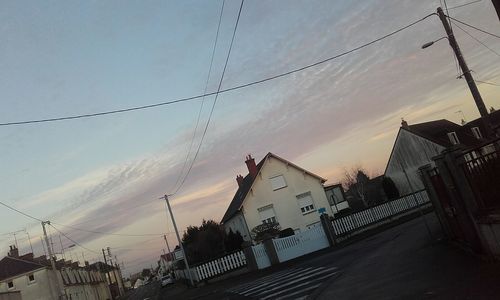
[421, 7, 492, 136]
[421, 36, 448, 49]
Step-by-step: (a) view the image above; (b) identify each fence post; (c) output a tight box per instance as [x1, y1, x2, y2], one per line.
[242, 242, 258, 271]
[320, 214, 337, 247]
[262, 236, 280, 265]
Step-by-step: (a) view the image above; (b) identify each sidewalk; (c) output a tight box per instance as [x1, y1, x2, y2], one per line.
[315, 214, 500, 300]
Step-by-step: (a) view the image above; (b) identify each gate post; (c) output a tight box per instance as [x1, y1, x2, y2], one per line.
[320, 214, 337, 247]
[419, 164, 452, 239]
[262, 235, 280, 265]
[242, 241, 258, 271]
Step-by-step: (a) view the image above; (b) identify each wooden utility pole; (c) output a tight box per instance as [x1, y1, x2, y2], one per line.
[163, 194, 194, 286]
[101, 248, 112, 284]
[437, 7, 493, 134]
[42, 221, 63, 299]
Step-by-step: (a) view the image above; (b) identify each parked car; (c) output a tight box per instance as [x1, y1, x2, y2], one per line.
[160, 274, 174, 287]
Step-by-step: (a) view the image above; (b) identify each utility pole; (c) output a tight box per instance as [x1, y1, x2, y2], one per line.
[40, 237, 48, 257]
[163, 234, 172, 254]
[42, 221, 63, 299]
[59, 235, 65, 260]
[162, 194, 194, 286]
[102, 248, 112, 284]
[26, 231, 34, 254]
[437, 7, 493, 133]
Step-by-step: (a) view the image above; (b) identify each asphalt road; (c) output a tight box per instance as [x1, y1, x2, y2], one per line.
[122, 213, 499, 299]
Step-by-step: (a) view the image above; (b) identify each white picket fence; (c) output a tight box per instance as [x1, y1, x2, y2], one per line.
[252, 243, 271, 269]
[175, 250, 247, 282]
[194, 250, 246, 281]
[273, 225, 330, 263]
[332, 190, 430, 236]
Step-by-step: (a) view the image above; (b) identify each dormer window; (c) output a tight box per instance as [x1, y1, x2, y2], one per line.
[471, 127, 482, 139]
[447, 132, 460, 145]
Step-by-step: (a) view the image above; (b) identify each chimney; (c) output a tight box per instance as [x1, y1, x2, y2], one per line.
[401, 118, 409, 129]
[8, 245, 19, 258]
[236, 175, 244, 187]
[245, 154, 258, 178]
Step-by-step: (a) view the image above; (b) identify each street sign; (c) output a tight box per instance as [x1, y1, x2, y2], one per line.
[318, 207, 326, 214]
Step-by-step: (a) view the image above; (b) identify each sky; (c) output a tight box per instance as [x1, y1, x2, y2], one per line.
[0, 0, 499, 276]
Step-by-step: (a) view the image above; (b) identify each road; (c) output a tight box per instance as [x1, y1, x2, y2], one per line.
[122, 213, 500, 299]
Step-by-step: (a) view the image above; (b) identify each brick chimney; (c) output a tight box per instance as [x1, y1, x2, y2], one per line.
[245, 154, 258, 178]
[236, 174, 244, 187]
[8, 245, 19, 258]
[401, 118, 409, 129]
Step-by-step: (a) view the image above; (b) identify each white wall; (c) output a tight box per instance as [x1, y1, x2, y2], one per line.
[0, 267, 110, 300]
[0, 268, 57, 300]
[241, 156, 332, 235]
[385, 129, 445, 195]
[224, 212, 251, 241]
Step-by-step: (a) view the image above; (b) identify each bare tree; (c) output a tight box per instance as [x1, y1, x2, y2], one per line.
[342, 166, 371, 207]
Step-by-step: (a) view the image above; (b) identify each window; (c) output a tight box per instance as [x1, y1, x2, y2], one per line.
[447, 132, 460, 145]
[297, 192, 315, 214]
[471, 127, 482, 139]
[270, 175, 287, 191]
[28, 273, 35, 284]
[7, 281, 13, 289]
[258, 205, 277, 224]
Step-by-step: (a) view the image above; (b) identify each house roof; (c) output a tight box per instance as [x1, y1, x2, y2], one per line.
[0, 256, 46, 281]
[405, 119, 480, 148]
[221, 152, 326, 224]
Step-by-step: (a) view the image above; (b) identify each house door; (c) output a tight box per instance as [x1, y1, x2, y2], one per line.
[428, 168, 466, 242]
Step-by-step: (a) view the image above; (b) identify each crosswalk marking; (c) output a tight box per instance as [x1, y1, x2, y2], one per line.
[244, 267, 336, 297]
[274, 283, 322, 300]
[261, 272, 337, 300]
[230, 267, 313, 293]
[227, 266, 338, 300]
[239, 267, 324, 295]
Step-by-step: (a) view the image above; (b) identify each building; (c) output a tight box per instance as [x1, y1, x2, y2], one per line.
[385, 110, 500, 194]
[0, 246, 111, 300]
[221, 153, 333, 241]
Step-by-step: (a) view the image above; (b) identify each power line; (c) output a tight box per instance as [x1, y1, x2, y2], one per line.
[451, 20, 500, 57]
[50, 224, 100, 255]
[448, 16, 500, 39]
[476, 80, 500, 86]
[0, 199, 170, 237]
[170, 0, 245, 196]
[172, 0, 226, 193]
[0, 200, 42, 222]
[447, 0, 482, 10]
[0, 13, 436, 127]
[50, 221, 169, 237]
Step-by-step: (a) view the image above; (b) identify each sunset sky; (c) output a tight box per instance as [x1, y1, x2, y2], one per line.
[1, 0, 499, 275]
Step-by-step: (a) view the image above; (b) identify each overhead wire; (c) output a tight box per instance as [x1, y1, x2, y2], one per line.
[169, 0, 245, 196]
[476, 80, 500, 86]
[0, 12, 436, 127]
[0, 198, 171, 237]
[448, 16, 500, 39]
[0, 200, 43, 222]
[50, 224, 100, 255]
[447, 0, 482, 10]
[451, 20, 500, 57]
[171, 0, 226, 193]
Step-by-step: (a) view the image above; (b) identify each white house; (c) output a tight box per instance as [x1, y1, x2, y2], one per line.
[221, 153, 333, 241]
[0, 246, 111, 300]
